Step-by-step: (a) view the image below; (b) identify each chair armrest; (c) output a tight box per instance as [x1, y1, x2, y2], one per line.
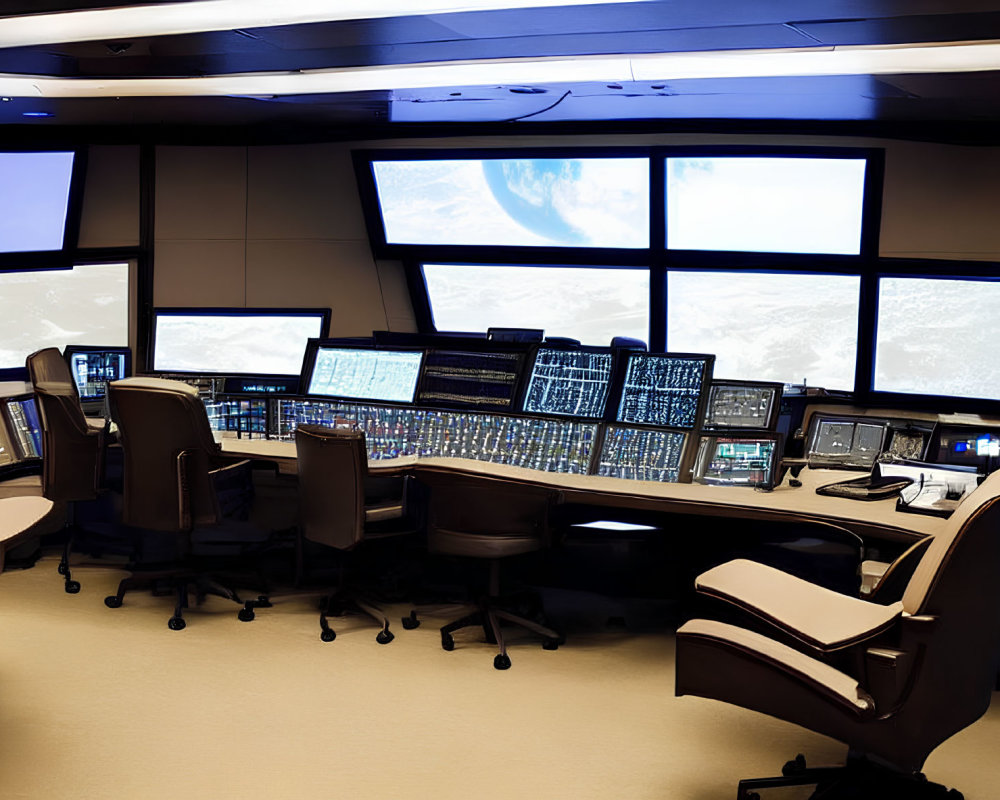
[865, 537, 933, 605]
[695, 559, 903, 651]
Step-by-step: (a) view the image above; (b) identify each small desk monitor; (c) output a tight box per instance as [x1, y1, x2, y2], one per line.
[3, 394, 41, 459]
[416, 348, 527, 410]
[693, 434, 783, 489]
[616, 352, 714, 429]
[806, 415, 887, 470]
[63, 346, 131, 402]
[521, 347, 613, 419]
[151, 307, 329, 377]
[704, 381, 782, 430]
[304, 346, 423, 404]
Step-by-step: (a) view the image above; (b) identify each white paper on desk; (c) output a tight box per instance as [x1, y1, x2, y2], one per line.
[880, 461, 981, 508]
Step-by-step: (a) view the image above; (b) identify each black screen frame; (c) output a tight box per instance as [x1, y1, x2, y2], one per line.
[519, 342, 616, 421]
[692, 431, 785, 490]
[62, 345, 133, 401]
[415, 340, 534, 412]
[299, 341, 426, 405]
[614, 350, 715, 430]
[703, 379, 784, 431]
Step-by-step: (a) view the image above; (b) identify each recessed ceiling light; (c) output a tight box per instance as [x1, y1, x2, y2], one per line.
[21, 111, 52, 117]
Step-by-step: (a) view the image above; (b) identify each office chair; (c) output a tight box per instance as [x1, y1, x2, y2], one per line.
[412, 471, 562, 670]
[105, 377, 269, 630]
[675, 470, 1000, 799]
[295, 424, 419, 644]
[26, 347, 108, 593]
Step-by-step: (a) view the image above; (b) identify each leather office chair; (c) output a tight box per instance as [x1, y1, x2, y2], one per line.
[414, 471, 563, 670]
[295, 424, 418, 643]
[105, 377, 268, 630]
[26, 347, 106, 593]
[675, 470, 1000, 799]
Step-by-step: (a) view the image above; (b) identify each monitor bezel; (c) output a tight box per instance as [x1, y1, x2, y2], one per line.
[299, 341, 426, 405]
[592, 422, 690, 484]
[149, 306, 331, 378]
[805, 414, 889, 471]
[415, 341, 534, 412]
[703, 379, 784, 431]
[614, 350, 716, 430]
[520, 342, 616, 421]
[692, 431, 785, 490]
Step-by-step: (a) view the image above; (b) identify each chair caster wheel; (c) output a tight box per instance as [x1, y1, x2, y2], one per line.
[320, 629, 336, 642]
[494, 654, 511, 670]
[255, 595, 272, 608]
[57, 563, 68, 576]
[238, 607, 255, 622]
[542, 638, 559, 650]
[782, 754, 807, 777]
[401, 612, 419, 630]
[64, 580, 81, 594]
[104, 595, 122, 608]
[376, 629, 394, 645]
[441, 632, 455, 651]
[168, 617, 186, 631]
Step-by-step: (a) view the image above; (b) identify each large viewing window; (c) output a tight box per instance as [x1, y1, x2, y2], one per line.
[665, 156, 868, 255]
[423, 264, 649, 346]
[666, 271, 860, 391]
[0, 262, 129, 373]
[370, 157, 649, 249]
[874, 276, 1000, 401]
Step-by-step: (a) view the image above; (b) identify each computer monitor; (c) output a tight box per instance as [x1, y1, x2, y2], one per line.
[805, 415, 887, 470]
[521, 347, 613, 419]
[693, 434, 783, 489]
[487, 327, 544, 343]
[151, 307, 329, 377]
[616, 352, 714, 429]
[595, 425, 688, 483]
[934, 426, 1000, 471]
[303, 346, 424, 404]
[63, 346, 131, 402]
[704, 381, 783, 430]
[3, 394, 41, 459]
[416, 348, 527, 410]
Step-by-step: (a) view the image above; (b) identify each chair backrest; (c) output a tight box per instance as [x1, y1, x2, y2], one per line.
[26, 347, 100, 502]
[295, 424, 367, 551]
[109, 377, 221, 532]
[892, 471, 1000, 755]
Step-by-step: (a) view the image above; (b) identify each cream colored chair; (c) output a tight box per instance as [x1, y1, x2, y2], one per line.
[675, 470, 1000, 799]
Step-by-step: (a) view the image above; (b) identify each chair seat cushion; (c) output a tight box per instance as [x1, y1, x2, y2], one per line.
[365, 502, 404, 524]
[429, 527, 543, 559]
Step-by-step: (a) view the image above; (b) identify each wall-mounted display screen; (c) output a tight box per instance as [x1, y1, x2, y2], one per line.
[874, 277, 1000, 401]
[0, 263, 129, 373]
[371, 157, 649, 248]
[306, 347, 423, 404]
[0, 150, 76, 253]
[152, 308, 328, 377]
[806, 416, 887, 470]
[616, 353, 712, 429]
[596, 425, 687, 483]
[64, 346, 131, 402]
[417, 349, 525, 410]
[666, 156, 867, 255]
[522, 348, 613, 419]
[423, 263, 648, 347]
[693, 435, 782, 488]
[666, 271, 859, 391]
[704, 381, 782, 429]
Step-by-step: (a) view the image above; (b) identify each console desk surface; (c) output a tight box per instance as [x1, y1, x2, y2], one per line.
[219, 437, 948, 544]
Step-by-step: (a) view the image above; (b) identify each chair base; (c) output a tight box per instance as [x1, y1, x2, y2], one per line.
[104, 567, 248, 630]
[318, 589, 395, 644]
[738, 754, 964, 800]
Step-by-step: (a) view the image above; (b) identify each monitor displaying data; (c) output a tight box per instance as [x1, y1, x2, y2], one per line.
[705, 382, 782, 429]
[306, 347, 423, 404]
[617, 353, 712, 429]
[522, 348, 613, 419]
[4, 396, 41, 459]
[596, 425, 687, 483]
[417, 349, 525, 410]
[806, 416, 887, 470]
[152, 309, 327, 376]
[694, 435, 781, 488]
[65, 347, 130, 402]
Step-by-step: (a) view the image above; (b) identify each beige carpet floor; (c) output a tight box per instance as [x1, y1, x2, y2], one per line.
[0, 554, 996, 800]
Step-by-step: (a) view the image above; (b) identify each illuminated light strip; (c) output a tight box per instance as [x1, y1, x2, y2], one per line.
[0, 41, 998, 98]
[0, 0, 655, 48]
